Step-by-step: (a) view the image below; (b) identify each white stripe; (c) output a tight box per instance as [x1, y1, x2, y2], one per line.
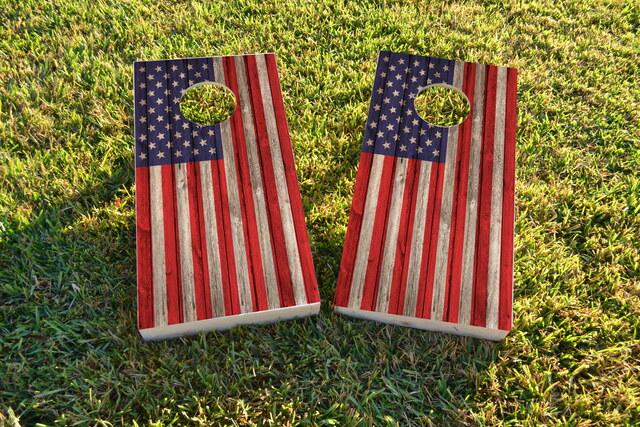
[234, 56, 280, 309]
[486, 67, 508, 329]
[212, 57, 253, 314]
[149, 166, 168, 326]
[175, 163, 197, 322]
[375, 157, 408, 312]
[349, 154, 385, 309]
[403, 161, 432, 316]
[430, 61, 465, 321]
[458, 64, 486, 325]
[199, 161, 225, 317]
[254, 54, 306, 305]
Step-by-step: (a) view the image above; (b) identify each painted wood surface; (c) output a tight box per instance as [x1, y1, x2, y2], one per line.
[134, 54, 320, 340]
[335, 51, 517, 340]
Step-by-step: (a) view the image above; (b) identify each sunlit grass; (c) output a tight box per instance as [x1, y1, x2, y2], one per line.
[414, 84, 471, 127]
[179, 83, 236, 126]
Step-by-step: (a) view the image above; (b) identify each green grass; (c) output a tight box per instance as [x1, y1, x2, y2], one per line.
[414, 85, 471, 127]
[179, 83, 237, 126]
[1, 0, 639, 425]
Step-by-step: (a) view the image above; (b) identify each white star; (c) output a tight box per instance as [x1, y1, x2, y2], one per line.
[202, 63, 208, 70]
[400, 144, 407, 151]
[171, 65, 178, 72]
[138, 134, 147, 141]
[157, 115, 164, 122]
[139, 152, 147, 160]
[426, 139, 433, 146]
[148, 75, 155, 81]
[165, 142, 172, 148]
[172, 81, 179, 87]
[395, 74, 402, 80]
[157, 133, 165, 140]
[383, 142, 391, 149]
[383, 97, 390, 104]
[409, 92, 416, 99]
[377, 88, 384, 95]
[429, 63, 434, 69]
[393, 134, 399, 141]
[406, 109, 413, 116]
[390, 107, 397, 113]
[174, 114, 181, 121]
[179, 72, 186, 79]
[155, 81, 162, 88]
[417, 146, 424, 153]
[390, 65, 396, 71]
[188, 80, 194, 86]
[156, 98, 163, 105]
[392, 90, 400, 97]
[399, 99, 406, 106]
[366, 139, 374, 146]
[420, 69, 426, 76]
[149, 142, 156, 149]
[435, 131, 442, 138]
[193, 148, 200, 155]
[374, 104, 381, 111]
[183, 140, 191, 147]
[157, 151, 165, 159]
[208, 129, 215, 136]
[403, 126, 410, 133]
[148, 107, 156, 114]
[175, 131, 182, 138]
[412, 119, 419, 126]
[398, 58, 405, 65]
[381, 114, 387, 121]
[163, 73, 169, 79]
[199, 139, 207, 146]
[434, 72, 441, 78]
[380, 72, 387, 78]
[155, 65, 162, 72]
[139, 116, 147, 123]
[420, 129, 426, 136]
[173, 97, 180, 104]
[401, 83, 408, 89]
[369, 121, 377, 129]
[182, 122, 189, 129]
[377, 131, 384, 138]
[386, 124, 394, 131]
[433, 149, 440, 156]
[383, 56, 389, 62]
[187, 64, 193, 70]
[443, 65, 449, 71]
[139, 82, 146, 89]
[139, 99, 146, 106]
[413, 60, 420, 67]
[409, 137, 417, 144]
[192, 130, 199, 137]
[386, 81, 393, 87]
[138, 66, 145, 73]
[411, 76, 417, 83]
[209, 147, 216, 154]
[175, 150, 182, 157]
[427, 78, 432, 84]
[195, 72, 202, 78]
[149, 125, 156, 132]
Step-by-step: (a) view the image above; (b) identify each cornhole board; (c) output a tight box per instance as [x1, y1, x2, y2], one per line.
[134, 54, 320, 341]
[334, 51, 517, 340]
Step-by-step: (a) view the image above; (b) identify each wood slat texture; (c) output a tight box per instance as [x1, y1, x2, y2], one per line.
[134, 54, 320, 341]
[334, 51, 518, 341]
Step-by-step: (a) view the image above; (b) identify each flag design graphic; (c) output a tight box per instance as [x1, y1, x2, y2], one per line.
[134, 54, 320, 340]
[334, 51, 517, 340]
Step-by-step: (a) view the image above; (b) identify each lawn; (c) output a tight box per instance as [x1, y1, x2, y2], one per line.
[1, 0, 639, 425]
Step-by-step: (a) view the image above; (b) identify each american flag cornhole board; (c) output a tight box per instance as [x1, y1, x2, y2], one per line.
[134, 54, 320, 340]
[334, 51, 517, 340]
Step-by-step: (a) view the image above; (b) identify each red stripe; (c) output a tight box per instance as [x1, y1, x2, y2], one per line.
[186, 162, 209, 320]
[135, 167, 154, 329]
[265, 53, 320, 304]
[334, 151, 374, 307]
[392, 160, 423, 315]
[212, 159, 241, 315]
[416, 166, 440, 317]
[194, 164, 214, 318]
[419, 162, 445, 318]
[444, 62, 476, 323]
[245, 55, 296, 307]
[161, 164, 182, 324]
[499, 68, 518, 330]
[360, 155, 396, 311]
[225, 56, 268, 312]
[387, 158, 419, 314]
[471, 65, 498, 327]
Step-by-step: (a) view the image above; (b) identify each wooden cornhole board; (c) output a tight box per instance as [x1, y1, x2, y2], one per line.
[134, 54, 320, 341]
[334, 51, 517, 340]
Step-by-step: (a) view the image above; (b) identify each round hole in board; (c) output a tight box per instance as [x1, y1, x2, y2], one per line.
[179, 82, 237, 126]
[414, 84, 471, 128]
